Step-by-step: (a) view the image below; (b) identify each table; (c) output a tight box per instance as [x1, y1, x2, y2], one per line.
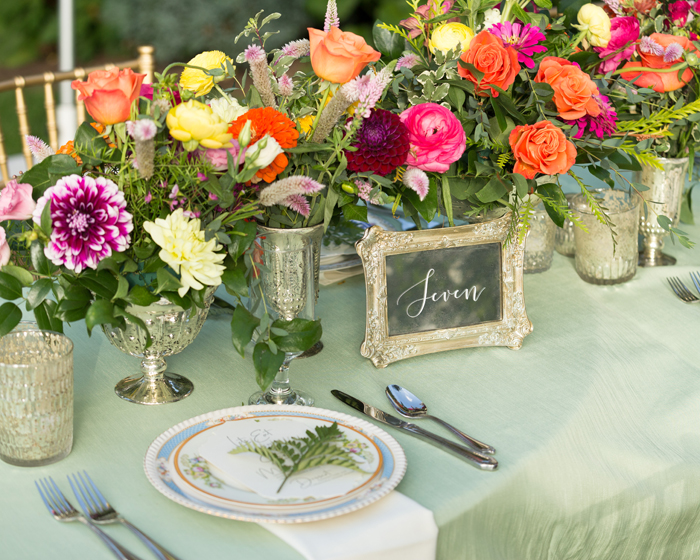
[2, 196, 700, 560]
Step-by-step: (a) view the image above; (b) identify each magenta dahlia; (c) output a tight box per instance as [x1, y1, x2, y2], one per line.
[346, 109, 410, 176]
[572, 95, 618, 139]
[33, 174, 133, 273]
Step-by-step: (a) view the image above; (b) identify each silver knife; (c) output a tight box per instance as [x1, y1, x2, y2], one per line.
[331, 390, 498, 471]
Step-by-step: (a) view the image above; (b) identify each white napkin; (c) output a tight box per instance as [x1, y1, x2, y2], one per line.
[261, 491, 438, 560]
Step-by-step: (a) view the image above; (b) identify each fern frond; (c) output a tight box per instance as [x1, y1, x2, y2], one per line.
[496, 153, 511, 169]
[377, 22, 410, 42]
[517, 198, 535, 246]
[568, 169, 618, 250]
[618, 142, 663, 170]
[617, 98, 700, 135]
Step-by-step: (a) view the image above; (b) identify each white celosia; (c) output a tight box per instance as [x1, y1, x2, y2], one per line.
[209, 96, 248, 124]
[481, 8, 500, 30]
[26, 135, 54, 162]
[126, 119, 157, 141]
[403, 167, 430, 201]
[144, 208, 226, 297]
[259, 176, 325, 206]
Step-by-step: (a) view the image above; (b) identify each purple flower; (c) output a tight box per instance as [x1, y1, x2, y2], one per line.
[489, 21, 547, 69]
[594, 16, 639, 73]
[572, 95, 617, 140]
[32, 175, 133, 273]
[346, 108, 410, 176]
[640, 36, 665, 56]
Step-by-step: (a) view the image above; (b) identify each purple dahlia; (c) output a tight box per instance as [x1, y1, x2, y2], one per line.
[346, 109, 410, 176]
[33, 174, 133, 273]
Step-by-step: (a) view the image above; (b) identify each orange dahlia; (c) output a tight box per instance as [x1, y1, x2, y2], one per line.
[228, 107, 299, 183]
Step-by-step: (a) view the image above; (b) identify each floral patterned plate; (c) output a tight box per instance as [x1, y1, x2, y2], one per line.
[144, 405, 406, 523]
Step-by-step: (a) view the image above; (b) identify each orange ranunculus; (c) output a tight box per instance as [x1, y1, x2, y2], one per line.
[71, 67, 146, 125]
[458, 31, 520, 97]
[535, 57, 600, 120]
[308, 27, 381, 84]
[509, 121, 577, 179]
[619, 33, 696, 93]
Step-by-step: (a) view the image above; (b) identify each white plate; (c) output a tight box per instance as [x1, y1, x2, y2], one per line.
[144, 405, 407, 523]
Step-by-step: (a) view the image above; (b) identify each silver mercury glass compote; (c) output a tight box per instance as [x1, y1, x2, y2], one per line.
[633, 157, 689, 267]
[101, 288, 214, 405]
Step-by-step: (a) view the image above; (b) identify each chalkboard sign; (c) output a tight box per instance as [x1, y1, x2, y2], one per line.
[385, 243, 502, 336]
[356, 214, 533, 368]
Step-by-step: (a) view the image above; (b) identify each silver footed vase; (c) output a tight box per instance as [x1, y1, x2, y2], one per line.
[102, 288, 215, 405]
[248, 225, 317, 406]
[633, 156, 689, 267]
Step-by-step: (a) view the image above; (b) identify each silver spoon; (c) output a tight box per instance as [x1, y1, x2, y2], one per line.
[386, 385, 496, 455]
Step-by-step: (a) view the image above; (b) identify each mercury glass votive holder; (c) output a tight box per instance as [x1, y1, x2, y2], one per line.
[572, 191, 641, 285]
[0, 330, 74, 467]
[524, 200, 555, 274]
[554, 193, 577, 257]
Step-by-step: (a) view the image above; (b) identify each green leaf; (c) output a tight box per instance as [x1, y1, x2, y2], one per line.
[1, 265, 34, 287]
[511, 2, 532, 23]
[324, 185, 340, 230]
[30, 241, 58, 276]
[124, 285, 160, 307]
[85, 299, 114, 335]
[133, 243, 156, 260]
[77, 270, 119, 300]
[608, 151, 641, 171]
[74, 122, 121, 166]
[228, 220, 258, 261]
[40, 199, 53, 237]
[657, 214, 672, 231]
[253, 342, 286, 391]
[155, 268, 183, 294]
[33, 299, 63, 333]
[112, 276, 129, 302]
[475, 176, 508, 204]
[142, 255, 166, 273]
[271, 317, 322, 353]
[402, 177, 438, 222]
[0, 302, 22, 337]
[448, 87, 466, 111]
[222, 259, 248, 298]
[0, 271, 23, 300]
[491, 98, 507, 133]
[21, 155, 78, 197]
[342, 204, 368, 222]
[26, 278, 53, 310]
[112, 306, 152, 349]
[512, 174, 529, 199]
[533, 0, 552, 8]
[160, 291, 192, 309]
[55, 299, 89, 323]
[441, 175, 454, 226]
[372, 19, 404, 59]
[231, 305, 260, 357]
[487, 86, 527, 123]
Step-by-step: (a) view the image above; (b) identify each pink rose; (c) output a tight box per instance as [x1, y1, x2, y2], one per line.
[203, 142, 244, 171]
[594, 17, 639, 73]
[0, 180, 36, 221]
[0, 227, 9, 267]
[399, 103, 466, 172]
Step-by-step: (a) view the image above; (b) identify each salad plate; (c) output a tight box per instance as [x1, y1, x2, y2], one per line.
[144, 405, 406, 523]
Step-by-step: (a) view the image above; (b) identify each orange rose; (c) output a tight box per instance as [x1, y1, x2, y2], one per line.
[308, 27, 381, 84]
[535, 57, 600, 120]
[457, 31, 520, 97]
[509, 121, 577, 179]
[619, 33, 696, 93]
[71, 67, 145, 125]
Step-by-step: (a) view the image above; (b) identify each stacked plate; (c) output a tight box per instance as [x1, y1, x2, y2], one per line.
[144, 406, 407, 523]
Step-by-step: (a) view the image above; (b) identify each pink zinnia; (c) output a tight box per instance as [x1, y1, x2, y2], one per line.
[594, 16, 639, 73]
[490, 21, 547, 69]
[32, 174, 133, 273]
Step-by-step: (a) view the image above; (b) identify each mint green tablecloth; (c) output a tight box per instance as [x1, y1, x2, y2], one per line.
[2, 206, 700, 559]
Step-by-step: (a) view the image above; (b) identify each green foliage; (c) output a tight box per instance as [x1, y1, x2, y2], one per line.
[229, 422, 366, 492]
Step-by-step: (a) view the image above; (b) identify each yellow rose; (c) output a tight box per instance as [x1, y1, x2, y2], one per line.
[573, 4, 611, 48]
[167, 100, 233, 151]
[180, 51, 234, 97]
[429, 23, 475, 55]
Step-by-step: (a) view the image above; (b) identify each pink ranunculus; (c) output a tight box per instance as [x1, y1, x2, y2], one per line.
[0, 226, 10, 267]
[0, 180, 36, 221]
[400, 103, 466, 173]
[203, 142, 245, 171]
[668, 0, 692, 26]
[594, 16, 640, 73]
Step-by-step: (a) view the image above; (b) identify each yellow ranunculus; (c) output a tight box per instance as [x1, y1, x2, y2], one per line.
[297, 115, 315, 134]
[144, 208, 226, 297]
[180, 51, 234, 97]
[573, 4, 611, 48]
[166, 100, 233, 151]
[429, 23, 475, 55]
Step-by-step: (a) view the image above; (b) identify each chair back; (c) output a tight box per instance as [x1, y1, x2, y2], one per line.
[0, 46, 155, 186]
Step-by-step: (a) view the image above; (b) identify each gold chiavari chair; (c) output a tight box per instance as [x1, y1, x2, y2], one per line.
[0, 45, 155, 187]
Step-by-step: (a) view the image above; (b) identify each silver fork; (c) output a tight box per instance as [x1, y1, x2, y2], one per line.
[36, 477, 143, 560]
[667, 277, 700, 303]
[689, 271, 700, 295]
[69, 472, 181, 560]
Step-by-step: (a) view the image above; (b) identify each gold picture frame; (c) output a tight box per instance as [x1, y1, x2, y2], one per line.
[356, 213, 533, 368]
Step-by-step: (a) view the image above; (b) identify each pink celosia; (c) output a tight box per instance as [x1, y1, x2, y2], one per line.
[402, 167, 430, 201]
[324, 0, 340, 33]
[258, 176, 325, 215]
[281, 39, 311, 58]
[397, 54, 420, 71]
[32, 174, 133, 273]
[26, 135, 54, 163]
[354, 179, 380, 204]
[244, 45, 277, 109]
[664, 42, 684, 62]
[344, 67, 393, 120]
[278, 74, 294, 97]
[593, 16, 639, 73]
[285, 194, 311, 216]
[0, 179, 36, 221]
[126, 119, 157, 141]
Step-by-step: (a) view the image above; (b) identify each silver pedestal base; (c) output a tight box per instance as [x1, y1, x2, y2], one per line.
[115, 372, 194, 405]
[248, 389, 314, 407]
[638, 251, 677, 267]
[297, 340, 323, 359]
